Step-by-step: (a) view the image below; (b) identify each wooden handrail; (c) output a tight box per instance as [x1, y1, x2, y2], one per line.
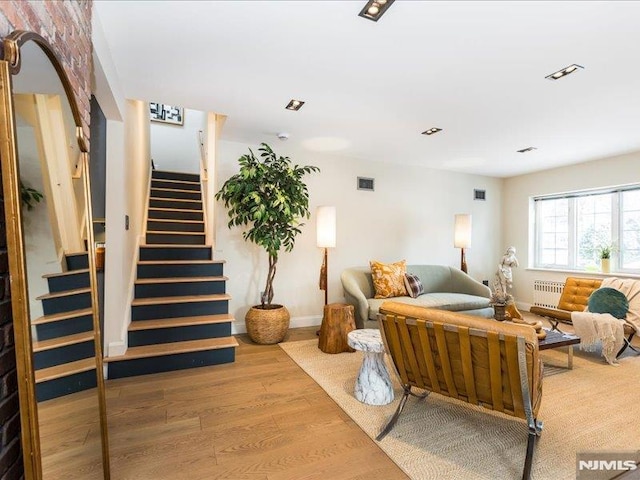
[198, 130, 207, 182]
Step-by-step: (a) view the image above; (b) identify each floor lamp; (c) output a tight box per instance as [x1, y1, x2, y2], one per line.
[317, 206, 336, 305]
[454, 214, 472, 273]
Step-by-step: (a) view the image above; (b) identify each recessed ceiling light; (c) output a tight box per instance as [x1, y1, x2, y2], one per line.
[421, 127, 442, 136]
[358, 0, 395, 22]
[517, 147, 537, 153]
[545, 64, 583, 81]
[286, 99, 305, 111]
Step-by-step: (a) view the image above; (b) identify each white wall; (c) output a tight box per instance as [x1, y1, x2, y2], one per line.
[503, 150, 640, 307]
[103, 101, 150, 355]
[216, 140, 504, 332]
[150, 108, 207, 174]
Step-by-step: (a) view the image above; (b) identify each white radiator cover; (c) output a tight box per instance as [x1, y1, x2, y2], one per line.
[532, 280, 565, 308]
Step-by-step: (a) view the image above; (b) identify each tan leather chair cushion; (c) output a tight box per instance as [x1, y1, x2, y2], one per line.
[557, 277, 602, 312]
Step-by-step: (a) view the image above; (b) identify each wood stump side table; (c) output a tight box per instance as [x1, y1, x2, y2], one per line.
[318, 303, 356, 354]
[347, 329, 394, 406]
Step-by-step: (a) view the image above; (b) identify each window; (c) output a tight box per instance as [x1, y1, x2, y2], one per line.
[533, 185, 640, 273]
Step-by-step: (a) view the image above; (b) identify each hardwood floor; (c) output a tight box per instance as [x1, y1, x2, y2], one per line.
[102, 327, 407, 479]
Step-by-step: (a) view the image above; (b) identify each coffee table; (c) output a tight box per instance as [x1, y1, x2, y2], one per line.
[538, 328, 580, 369]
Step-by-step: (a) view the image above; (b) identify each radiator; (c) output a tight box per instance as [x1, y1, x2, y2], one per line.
[532, 280, 565, 308]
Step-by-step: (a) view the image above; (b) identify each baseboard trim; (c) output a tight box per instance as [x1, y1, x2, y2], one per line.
[231, 314, 322, 335]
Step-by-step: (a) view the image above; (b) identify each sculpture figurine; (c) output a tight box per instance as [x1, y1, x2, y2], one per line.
[491, 246, 546, 339]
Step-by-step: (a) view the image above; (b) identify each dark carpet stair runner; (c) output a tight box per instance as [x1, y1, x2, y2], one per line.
[106, 170, 237, 379]
[33, 252, 98, 402]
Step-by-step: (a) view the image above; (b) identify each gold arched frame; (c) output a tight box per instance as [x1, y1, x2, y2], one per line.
[0, 30, 110, 479]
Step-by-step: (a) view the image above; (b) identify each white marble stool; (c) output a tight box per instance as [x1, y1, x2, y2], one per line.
[347, 329, 394, 406]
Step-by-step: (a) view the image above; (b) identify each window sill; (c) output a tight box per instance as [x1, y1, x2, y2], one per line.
[526, 267, 640, 280]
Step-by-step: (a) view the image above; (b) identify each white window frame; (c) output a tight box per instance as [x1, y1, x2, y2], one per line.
[532, 184, 640, 274]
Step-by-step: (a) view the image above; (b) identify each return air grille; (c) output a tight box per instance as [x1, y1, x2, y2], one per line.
[474, 189, 486, 201]
[357, 177, 375, 191]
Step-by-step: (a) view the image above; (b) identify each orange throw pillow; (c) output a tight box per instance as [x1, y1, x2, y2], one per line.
[370, 260, 408, 299]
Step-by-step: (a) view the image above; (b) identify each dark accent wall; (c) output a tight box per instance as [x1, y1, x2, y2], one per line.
[0, 2, 94, 478]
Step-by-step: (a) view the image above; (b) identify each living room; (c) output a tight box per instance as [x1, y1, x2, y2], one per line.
[1, 1, 639, 479]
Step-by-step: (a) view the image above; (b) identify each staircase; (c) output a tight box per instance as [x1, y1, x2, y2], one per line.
[106, 170, 238, 379]
[33, 252, 98, 402]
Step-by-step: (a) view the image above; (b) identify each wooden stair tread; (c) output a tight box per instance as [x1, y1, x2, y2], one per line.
[153, 169, 200, 177]
[65, 251, 88, 257]
[35, 358, 96, 383]
[128, 314, 234, 331]
[152, 178, 200, 186]
[150, 197, 201, 204]
[147, 218, 204, 224]
[32, 308, 93, 325]
[131, 293, 231, 307]
[33, 331, 94, 352]
[135, 276, 227, 285]
[36, 287, 91, 301]
[138, 259, 224, 265]
[42, 268, 90, 279]
[146, 230, 205, 236]
[105, 337, 238, 362]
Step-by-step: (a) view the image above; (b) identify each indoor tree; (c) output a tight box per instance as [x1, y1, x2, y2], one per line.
[215, 143, 319, 308]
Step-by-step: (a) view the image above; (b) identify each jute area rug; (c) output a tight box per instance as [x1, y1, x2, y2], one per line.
[280, 339, 640, 480]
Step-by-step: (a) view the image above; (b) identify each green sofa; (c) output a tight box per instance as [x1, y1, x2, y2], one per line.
[341, 265, 494, 328]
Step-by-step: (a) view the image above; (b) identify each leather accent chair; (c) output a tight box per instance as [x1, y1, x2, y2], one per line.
[529, 277, 637, 357]
[377, 302, 543, 480]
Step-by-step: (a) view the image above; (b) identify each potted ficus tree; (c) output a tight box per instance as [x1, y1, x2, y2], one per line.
[215, 143, 319, 344]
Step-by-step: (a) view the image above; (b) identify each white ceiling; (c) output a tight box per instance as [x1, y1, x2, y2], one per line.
[94, 0, 640, 178]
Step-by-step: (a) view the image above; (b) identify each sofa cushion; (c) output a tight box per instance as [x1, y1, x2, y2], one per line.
[367, 293, 492, 320]
[370, 259, 407, 299]
[404, 273, 425, 298]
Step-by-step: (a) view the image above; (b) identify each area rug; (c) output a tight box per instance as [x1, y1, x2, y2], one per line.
[280, 340, 640, 480]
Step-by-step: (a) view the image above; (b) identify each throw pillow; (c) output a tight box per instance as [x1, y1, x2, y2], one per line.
[587, 287, 629, 320]
[370, 260, 408, 299]
[404, 273, 425, 299]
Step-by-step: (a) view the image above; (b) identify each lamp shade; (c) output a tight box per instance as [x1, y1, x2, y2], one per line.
[454, 214, 472, 248]
[317, 206, 336, 248]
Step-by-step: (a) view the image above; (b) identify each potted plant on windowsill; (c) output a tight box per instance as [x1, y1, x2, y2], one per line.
[215, 143, 319, 344]
[598, 245, 612, 274]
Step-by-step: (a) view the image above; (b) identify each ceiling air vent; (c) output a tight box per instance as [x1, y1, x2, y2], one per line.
[474, 189, 486, 201]
[357, 177, 375, 191]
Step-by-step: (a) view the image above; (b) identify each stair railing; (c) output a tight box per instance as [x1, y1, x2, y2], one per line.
[198, 130, 211, 245]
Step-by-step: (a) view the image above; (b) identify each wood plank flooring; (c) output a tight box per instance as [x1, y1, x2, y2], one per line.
[37, 327, 408, 480]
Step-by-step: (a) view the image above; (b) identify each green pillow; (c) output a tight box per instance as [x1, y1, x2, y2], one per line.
[587, 288, 629, 320]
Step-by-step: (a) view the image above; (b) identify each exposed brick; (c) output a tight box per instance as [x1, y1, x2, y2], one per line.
[0, 302, 10, 328]
[0, 454, 23, 480]
[0, 392, 18, 427]
[2, 324, 12, 349]
[0, 253, 7, 274]
[1, 412, 19, 448]
[0, 348, 15, 379]
[0, 437, 19, 478]
[0, 369, 16, 400]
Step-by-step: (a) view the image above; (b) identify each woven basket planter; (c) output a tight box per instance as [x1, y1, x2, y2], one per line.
[245, 304, 290, 344]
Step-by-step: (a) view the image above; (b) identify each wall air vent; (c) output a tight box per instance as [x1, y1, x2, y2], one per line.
[357, 177, 375, 191]
[474, 189, 486, 201]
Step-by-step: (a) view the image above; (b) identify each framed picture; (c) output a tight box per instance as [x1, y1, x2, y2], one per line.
[150, 103, 184, 125]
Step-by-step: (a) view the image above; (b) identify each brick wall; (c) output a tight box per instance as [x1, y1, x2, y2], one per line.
[0, 2, 93, 479]
[0, 0, 93, 142]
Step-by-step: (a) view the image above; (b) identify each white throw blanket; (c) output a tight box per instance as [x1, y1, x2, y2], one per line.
[571, 311, 625, 365]
[602, 277, 640, 334]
